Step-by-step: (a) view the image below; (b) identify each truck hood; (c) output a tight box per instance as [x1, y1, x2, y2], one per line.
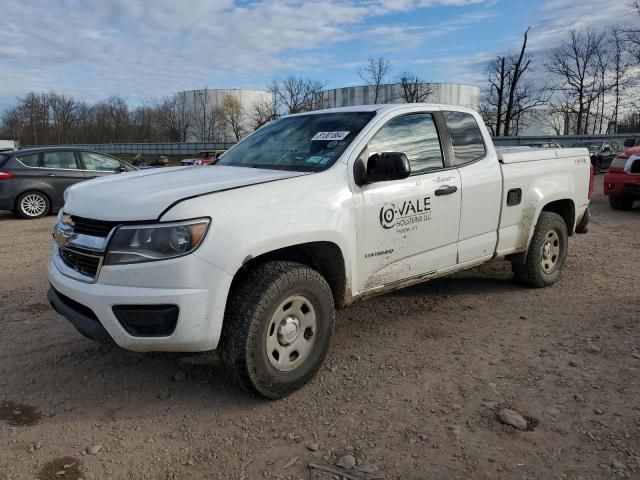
[64, 166, 309, 221]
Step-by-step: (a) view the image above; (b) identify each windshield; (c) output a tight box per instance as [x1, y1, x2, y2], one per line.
[217, 112, 376, 172]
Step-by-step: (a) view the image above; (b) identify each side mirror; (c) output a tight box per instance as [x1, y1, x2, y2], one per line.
[355, 152, 411, 186]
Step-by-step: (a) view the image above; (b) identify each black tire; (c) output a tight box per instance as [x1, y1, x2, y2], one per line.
[594, 158, 602, 174]
[220, 261, 335, 399]
[609, 197, 633, 211]
[512, 211, 568, 288]
[15, 191, 50, 219]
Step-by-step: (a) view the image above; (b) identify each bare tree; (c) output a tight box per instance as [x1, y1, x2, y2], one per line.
[49, 93, 78, 144]
[75, 101, 93, 143]
[268, 76, 326, 115]
[358, 57, 391, 104]
[396, 72, 433, 103]
[249, 96, 275, 130]
[503, 28, 532, 136]
[158, 94, 191, 142]
[610, 29, 626, 133]
[479, 95, 497, 135]
[483, 28, 547, 136]
[0, 107, 24, 141]
[191, 89, 212, 141]
[105, 96, 129, 142]
[486, 56, 508, 136]
[546, 29, 605, 134]
[220, 95, 246, 141]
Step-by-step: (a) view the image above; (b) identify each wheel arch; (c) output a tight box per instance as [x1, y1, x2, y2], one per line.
[229, 241, 350, 309]
[509, 197, 575, 266]
[540, 198, 576, 236]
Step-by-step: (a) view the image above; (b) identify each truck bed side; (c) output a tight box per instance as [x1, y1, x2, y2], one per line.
[495, 147, 591, 257]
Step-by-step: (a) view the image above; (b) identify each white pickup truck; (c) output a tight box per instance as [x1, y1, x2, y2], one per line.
[48, 104, 592, 398]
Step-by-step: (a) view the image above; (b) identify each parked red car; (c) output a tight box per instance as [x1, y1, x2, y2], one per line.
[180, 151, 223, 166]
[604, 146, 640, 210]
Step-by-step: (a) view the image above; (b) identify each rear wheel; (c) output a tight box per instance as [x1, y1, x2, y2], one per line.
[609, 197, 634, 211]
[512, 211, 568, 288]
[16, 191, 50, 219]
[220, 261, 335, 399]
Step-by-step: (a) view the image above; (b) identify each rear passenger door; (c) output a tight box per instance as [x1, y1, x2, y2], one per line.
[79, 152, 126, 179]
[40, 151, 85, 208]
[442, 110, 502, 264]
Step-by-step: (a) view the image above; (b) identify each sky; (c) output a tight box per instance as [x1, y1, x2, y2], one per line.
[0, 0, 635, 109]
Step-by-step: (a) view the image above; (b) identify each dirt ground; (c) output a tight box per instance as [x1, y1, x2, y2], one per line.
[0, 179, 639, 480]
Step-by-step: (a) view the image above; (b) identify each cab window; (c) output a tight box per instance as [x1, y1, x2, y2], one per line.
[443, 111, 486, 165]
[367, 113, 444, 175]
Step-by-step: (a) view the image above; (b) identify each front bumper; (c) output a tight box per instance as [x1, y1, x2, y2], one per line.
[48, 244, 234, 352]
[603, 172, 640, 199]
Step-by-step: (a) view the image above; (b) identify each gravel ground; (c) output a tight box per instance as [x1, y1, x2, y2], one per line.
[0, 179, 639, 480]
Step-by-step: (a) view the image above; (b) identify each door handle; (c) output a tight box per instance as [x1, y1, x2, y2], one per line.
[45, 173, 56, 177]
[434, 185, 458, 196]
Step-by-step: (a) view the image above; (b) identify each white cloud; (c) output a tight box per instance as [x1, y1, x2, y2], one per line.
[414, 0, 635, 92]
[0, 0, 496, 104]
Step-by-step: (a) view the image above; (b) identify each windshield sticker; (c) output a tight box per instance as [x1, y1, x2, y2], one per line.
[306, 156, 325, 164]
[311, 131, 350, 141]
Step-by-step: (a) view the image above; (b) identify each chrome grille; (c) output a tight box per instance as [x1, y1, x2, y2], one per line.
[70, 216, 120, 237]
[59, 247, 102, 279]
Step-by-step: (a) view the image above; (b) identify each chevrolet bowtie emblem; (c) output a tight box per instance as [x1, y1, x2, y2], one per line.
[53, 223, 77, 248]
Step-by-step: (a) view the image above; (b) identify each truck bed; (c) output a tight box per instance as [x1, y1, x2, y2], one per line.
[495, 147, 591, 257]
[497, 147, 588, 164]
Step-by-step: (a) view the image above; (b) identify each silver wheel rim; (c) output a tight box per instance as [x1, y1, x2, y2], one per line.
[266, 294, 317, 372]
[20, 194, 47, 217]
[541, 230, 561, 273]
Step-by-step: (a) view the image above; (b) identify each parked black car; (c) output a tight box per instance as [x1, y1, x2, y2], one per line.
[571, 140, 622, 173]
[0, 147, 136, 219]
[623, 138, 639, 151]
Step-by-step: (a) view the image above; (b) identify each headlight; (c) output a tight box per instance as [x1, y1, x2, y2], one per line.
[104, 219, 210, 265]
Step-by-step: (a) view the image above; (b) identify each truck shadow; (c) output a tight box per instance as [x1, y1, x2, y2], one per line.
[383, 260, 520, 299]
[391, 274, 520, 298]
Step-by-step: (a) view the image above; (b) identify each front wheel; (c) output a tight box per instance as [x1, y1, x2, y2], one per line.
[512, 211, 568, 288]
[16, 191, 50, 219]
[220, 261, 335, 399]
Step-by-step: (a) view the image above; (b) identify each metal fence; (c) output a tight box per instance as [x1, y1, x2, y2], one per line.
[491, 133, 636, 148]
[23, 133, 639, 155]
[22, 142, 237, 156]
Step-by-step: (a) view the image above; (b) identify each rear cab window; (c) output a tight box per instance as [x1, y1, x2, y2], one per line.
[442, 111, 486, 165]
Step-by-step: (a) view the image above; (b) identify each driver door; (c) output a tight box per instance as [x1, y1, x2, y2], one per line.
[354, 112, 461, 292]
